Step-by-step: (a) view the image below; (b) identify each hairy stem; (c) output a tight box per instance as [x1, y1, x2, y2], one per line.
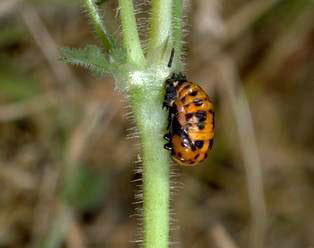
[66, 0, 185, 247]
[83, 0, 115, 51]
[173, 0, 183, 70]
[118, 0, 145, 66]
[148, 0, 173, 61]
[130, 85, 171, 248]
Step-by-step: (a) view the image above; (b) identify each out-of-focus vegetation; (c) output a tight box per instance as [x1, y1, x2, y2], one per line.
[0, 0, 313, 247]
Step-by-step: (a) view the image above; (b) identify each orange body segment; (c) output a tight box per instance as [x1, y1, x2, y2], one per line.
[163, 75, 215, 166]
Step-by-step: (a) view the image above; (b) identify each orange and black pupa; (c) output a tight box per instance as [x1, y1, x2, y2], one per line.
[163, 49, 215, 166]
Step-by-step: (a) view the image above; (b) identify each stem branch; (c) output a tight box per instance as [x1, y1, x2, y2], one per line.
[83, 0, 115, 51]
[148, 0, 173, 61]
[173, 0, 183, 70]
[118, 0, 145, 66]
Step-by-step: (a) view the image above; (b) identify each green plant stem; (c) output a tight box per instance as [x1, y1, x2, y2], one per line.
[148, 0, 173, 61]
[118, 0, 145, 66]
[173, 0, 183, 70]
[83, 0, 115, 51]
[130, 84, 171, 248]
[66, 0, 186, 247]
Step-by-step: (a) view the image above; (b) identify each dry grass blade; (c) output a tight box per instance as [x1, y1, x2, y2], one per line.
[0, 162, 35, 190]
[225, 0, 280, 41]
[0, 0, 21, 17]
[216, 55, 267, 248]
[66, 218, 87, 248]
[20, 4, 81, 91]
[210, 223, 239, 248]
[0, 93, 60, 122]
[65, 100, 115, 168]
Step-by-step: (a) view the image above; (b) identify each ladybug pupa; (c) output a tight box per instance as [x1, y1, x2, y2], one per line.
[163, 49, 215, 166]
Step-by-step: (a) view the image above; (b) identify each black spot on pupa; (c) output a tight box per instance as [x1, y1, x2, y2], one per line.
[181, 96, 186, 103]
[164, 84, 177, 103]
[209, 139, 214, 149]
[172, 117, 182, 134]
[177, 152, 182, 158]
[212, 112, 215, 129]
[183, 84, 191, 90]
[184, 104, 190, 108]
[194, 154, 200, 160]
[189, 91, 198, 97]
[186, 113, 193, 120]
[193, 98, 203, 106]
[198, 122, 205, 130]
[196, 111, 207, 122]
[195, 140, 204, 149]
[204, 153, 208, 159]
[176, 73, 187, 82]
[165, 79, 173, 85]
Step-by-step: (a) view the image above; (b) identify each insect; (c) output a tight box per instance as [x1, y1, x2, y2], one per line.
[163, 49, 215, 166]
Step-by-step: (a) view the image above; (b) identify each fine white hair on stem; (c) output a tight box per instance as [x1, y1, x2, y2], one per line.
[135, 0, 151, 55]
[172, 0, 189, 64]
[133, 165, 143, 174]
[167, 163, 182, 248]
[131, 150, 145, 248]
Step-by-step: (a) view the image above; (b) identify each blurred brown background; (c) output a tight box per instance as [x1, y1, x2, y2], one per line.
[0, 0, 314, 247]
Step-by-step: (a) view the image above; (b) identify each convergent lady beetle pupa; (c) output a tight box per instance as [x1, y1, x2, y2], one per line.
[163, 49, 215, 166]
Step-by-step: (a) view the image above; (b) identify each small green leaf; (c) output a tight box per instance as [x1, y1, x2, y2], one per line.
[61, 45, 114, 77]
